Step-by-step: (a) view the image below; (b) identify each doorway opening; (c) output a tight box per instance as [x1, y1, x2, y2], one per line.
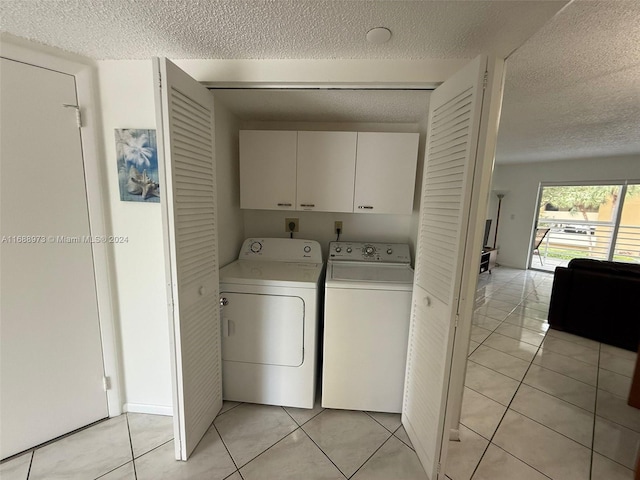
[530, 182, 640, 272]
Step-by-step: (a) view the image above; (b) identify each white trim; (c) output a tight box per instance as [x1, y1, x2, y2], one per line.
[124, 403, 173, 416]
[173, 58, 466, 86]
[205, 82, 439, 90]
[1, 33, 122, 418]
[539, 179, 640, 188]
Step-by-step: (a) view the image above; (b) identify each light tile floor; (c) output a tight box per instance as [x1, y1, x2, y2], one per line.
[1, 268, 638, 480]
[447, 267, 640, 480]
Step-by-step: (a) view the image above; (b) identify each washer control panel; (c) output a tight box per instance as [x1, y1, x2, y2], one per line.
[240, 238, 322, 263]
[329, 242, 411, 263]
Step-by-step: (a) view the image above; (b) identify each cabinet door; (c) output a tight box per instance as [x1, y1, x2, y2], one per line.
[239, 130, 297, 210]
[354, 132, 419, 214]
[297, 131, 357, 212]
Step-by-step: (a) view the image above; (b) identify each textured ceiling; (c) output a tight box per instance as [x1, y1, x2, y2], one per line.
[2, 0, 638, 165]
[0, 0, 564, 60]
[495, 0, 640, 164]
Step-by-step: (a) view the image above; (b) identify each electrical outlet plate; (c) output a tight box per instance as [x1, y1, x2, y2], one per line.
[334, 221, 343, 234]
[285, 217, 299, 232]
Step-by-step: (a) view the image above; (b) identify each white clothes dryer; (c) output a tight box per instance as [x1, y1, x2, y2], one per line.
[322, 241, 414, 413]
[219, 238, 323, 409]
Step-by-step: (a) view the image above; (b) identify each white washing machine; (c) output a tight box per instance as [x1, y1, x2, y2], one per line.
[218, 238, 323, 409]
[322, 241, 414, 413]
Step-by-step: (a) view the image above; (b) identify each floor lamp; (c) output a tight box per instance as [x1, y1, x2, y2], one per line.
[493, 191, 508, 249]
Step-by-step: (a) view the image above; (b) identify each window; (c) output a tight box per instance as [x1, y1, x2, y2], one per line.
[531, 182, 640, 271]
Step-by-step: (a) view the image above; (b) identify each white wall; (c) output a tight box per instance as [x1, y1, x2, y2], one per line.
[96, 60, 173, 413]
[174, 58, 465, 86]
[96, 61, 248, 412]
[214, 98, 245, 266]
[492, 155, 640, 269]
[240, 121, 426, 261]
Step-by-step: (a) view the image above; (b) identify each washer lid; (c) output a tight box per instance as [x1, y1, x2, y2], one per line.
[328, 263, 414, 289]
[220, 260, 323, 288]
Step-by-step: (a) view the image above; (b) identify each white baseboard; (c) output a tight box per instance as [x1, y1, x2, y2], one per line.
[123, 403, 173, 416]
[449, 428, 460, 441]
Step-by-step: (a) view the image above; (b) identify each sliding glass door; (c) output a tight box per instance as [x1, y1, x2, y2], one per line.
[614, 185, 640, 263]
[531, 182, 640, 271]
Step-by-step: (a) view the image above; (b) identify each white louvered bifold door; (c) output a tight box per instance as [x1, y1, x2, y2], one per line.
[153, 58, 222, 461]
[402, 55, 500, 479]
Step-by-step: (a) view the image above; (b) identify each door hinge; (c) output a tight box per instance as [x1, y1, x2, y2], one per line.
[482, 70, 489, 90]
[62, 104, 82, 128]
[103, 376, 111, 391]
[437, 461, 442, 474]
[454, 314, 459, 328]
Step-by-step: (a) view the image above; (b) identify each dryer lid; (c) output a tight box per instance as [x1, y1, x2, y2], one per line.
[220, 260, 323, 288]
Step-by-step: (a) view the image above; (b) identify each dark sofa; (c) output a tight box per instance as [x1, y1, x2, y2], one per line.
[548, 258, 640, 351]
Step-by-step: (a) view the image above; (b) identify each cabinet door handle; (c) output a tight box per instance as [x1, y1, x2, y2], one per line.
[300, 203, 315, 208]
[277, 202, 292, 207]
[358, 205, 374, 210]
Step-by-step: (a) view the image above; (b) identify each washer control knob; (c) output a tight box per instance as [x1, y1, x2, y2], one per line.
[387, 248, 393, 255]
[304, 245, 311, 253]
[335, 246, 342, 253]
[250, 241, 262, 253]
[346, 247, 352, 253]
[364, 245, 375, 256]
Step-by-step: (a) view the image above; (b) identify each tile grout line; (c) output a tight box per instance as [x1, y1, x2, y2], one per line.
[281, 408, 348, 479]
[212, 420, 245, 479]
[589, 344, 602, 480]
[468, 337, 636, 474]
[475, 444, 554, 480]
[132, 438, 173, 461]
[468, 279, 552, 480]
[362, 411, 401, 435]
[26, 450, 33, 480]
[215, 398, 257, 479]
[471, 328, 603, 381]
[124, 414, 138, 480]
[469, 271, 620, 479]
[283, 403, 325, 427]
[391, 424, 414, 451]
[473, 337, 542, 363]
[346, 431, 395, 480]
[218, 402, 243, 416]
[468, 344, 546, 480]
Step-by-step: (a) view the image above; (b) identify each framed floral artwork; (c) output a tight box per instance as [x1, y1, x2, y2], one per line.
[115, 129, 160, 203]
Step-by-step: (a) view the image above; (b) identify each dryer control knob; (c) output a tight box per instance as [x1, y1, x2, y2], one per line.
[304, 245, 311, 253]
[387, 248, 393, 255]
[335, 247, 342, 253]
[250, 241, 262, 253]
[364, 245, 375, 256]
[346, 247, 352, 253]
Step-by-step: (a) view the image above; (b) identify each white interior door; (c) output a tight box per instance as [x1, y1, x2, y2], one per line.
[402, 55, 504, 479]
[153, 57, 222, 460]
[0, 58, 107, 459]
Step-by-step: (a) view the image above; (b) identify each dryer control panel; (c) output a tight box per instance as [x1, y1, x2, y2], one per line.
[329, 242, 411, 264]
[239, 238, 322, 263]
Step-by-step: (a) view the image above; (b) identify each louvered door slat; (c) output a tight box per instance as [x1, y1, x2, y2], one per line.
[154, 58, 222, 461]
[403, 56, 491, 480]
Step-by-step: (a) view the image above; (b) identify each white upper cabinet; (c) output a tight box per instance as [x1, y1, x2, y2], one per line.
[239, 130, 297, 210]
[238, 129, 419, 213]
[296, 131, 357, 213]
[354, 132, 420, 215]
